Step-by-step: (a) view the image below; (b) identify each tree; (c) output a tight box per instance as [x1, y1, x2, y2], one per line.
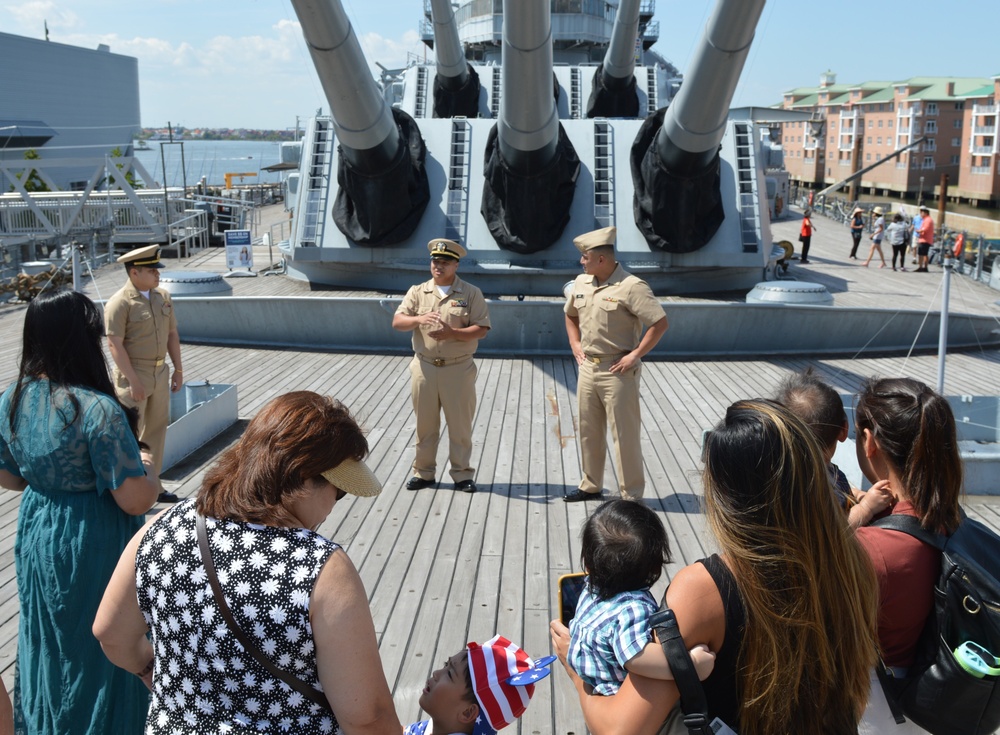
[103, 147, 142, 190]
[9, 149, 50, 193]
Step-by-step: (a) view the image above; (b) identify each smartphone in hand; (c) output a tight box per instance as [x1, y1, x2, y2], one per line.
[558, 572, 587, 626]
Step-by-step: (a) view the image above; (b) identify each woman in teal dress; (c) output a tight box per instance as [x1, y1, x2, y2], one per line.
[0, 290, 161, 734]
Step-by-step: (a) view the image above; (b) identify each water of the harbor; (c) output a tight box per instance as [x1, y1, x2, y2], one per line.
[132, 139, 285, 188]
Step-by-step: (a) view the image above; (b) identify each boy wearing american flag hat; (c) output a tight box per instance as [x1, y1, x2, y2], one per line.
[404, 636, 554, 735]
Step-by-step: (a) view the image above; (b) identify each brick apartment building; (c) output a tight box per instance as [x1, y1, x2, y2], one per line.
[779, 71, 1000, 207]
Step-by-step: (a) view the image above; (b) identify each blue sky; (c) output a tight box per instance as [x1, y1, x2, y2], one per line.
[1, 0, 997, 130]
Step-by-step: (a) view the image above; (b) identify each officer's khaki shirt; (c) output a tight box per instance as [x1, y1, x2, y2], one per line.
[396, 276, 491, 359]
[564, 264, 665, 355]
[104, 282, 177, 363]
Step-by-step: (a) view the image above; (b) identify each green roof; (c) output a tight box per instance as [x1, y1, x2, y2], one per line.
[896, 76, 992, 100]
[783, 75, 994, 102]
[955, 83, 995, 99]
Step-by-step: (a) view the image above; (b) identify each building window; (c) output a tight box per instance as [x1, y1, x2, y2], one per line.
[888, 119, 893, 128]
[876, 154, 882, 161]
[955, 101, 964, 110]
[869, 120, 874, 128]
[950, 155, 960, 164]
[925, 138, 936, 151]
[879, 104, 884, 112]
[927, 102, 938, 115]
[866, 153, 872, 161]
[923, 156, 935, 169]
[867, 136, 872, 144]
[877, 137, 882, 145]
[954, 119, 963, 129]
[878, 119, 883, 128]
[925, 120, 937, 133]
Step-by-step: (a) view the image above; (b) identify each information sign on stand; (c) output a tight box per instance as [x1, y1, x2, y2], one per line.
[224, 229, 257, 278]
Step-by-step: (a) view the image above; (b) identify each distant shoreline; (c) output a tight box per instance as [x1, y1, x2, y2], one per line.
[137, 128, 297, 143]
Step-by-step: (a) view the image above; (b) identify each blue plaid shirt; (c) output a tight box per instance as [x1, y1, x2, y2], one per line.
[568, 582, 658, 695]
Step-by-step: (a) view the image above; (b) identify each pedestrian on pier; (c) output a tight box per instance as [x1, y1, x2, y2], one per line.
[863, 206, 887, 268]
[393, 239, 491, 494]
[105, 245, 183, 503]
[563, 226, 668, 502]
[849, 207, 865, 259]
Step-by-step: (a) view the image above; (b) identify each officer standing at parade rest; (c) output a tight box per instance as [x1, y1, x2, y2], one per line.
[563, 226, 668, 502]
[392, 239, 491, 493]
[104, 244, 183, 503]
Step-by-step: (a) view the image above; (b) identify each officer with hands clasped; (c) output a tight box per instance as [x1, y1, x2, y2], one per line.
[392, 239, 491, 493]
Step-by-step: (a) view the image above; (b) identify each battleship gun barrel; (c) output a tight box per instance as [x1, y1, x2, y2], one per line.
[429, 0, 468, 86]
[603, 0, 641, 87]
[632, 0, 765, 253]
[656, 0, 766, 174]
[289, 0, 399, 170]
[498, 0, 559, 170]
[587, 0, 642, 117]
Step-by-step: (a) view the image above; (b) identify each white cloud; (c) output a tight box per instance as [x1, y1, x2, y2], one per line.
[2, 0, 79, 32]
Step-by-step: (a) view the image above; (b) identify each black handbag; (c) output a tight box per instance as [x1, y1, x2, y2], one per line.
[196, 513, 334, 712]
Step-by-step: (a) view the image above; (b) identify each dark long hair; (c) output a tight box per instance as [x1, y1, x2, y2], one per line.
[855, 377, 962, 533]
[8, 289, 136, 436]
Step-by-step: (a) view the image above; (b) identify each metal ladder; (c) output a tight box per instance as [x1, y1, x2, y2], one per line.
[491, 67, 501, 119]
[646, 67, 658, 115]
[733, 123, 761, 254]
[444, 119, 472, 242]
[570, 68, 582, 119]
[300, 117, 333, 247]
[415, 67, 428, 118]
[593, 120, 615, 227]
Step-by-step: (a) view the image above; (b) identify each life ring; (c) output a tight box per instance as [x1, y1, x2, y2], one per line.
[953, 233, 965, 258]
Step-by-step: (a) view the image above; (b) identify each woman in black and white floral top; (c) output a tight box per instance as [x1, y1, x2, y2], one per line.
[95, 392, 403, 735]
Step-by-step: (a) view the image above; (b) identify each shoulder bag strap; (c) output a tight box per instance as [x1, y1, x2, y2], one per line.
[871, 513, 947, 550]
[649, 603, 713, 735]
[196, 513, 333, 712]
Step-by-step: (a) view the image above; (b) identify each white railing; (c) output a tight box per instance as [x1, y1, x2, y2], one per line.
[974, 126, 996, 135]
[973, 104, 997, 115]
[972, 145, 994, 155]
[971, 166, 992, 175]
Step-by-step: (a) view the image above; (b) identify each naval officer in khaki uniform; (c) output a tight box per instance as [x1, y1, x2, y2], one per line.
[392, 239, 491, 493]
[105, 244, 183, 503]
[563, 226, 668, 501]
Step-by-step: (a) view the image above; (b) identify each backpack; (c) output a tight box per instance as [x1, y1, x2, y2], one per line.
[873, 512, 1000, 735]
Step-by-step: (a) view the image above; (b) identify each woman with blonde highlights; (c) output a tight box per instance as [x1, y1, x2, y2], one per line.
[552, 399, 879, 735]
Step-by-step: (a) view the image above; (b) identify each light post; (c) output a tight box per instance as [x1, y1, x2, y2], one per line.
[918, 175, 924, 204]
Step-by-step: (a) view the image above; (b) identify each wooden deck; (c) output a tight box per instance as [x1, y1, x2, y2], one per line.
[1, 206, 1000, 733]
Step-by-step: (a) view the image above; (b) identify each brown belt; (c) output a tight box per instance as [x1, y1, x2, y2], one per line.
[416, 353, 473, 367]
[583, 353, 626, 364]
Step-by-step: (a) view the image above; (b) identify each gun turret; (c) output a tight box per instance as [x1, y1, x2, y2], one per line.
[481, 0, 580, 254]
[587, 0, 641, 118]
[429, 0, 480, 118]
[632, 0, 766, 253]
[290, 0, 429, 244]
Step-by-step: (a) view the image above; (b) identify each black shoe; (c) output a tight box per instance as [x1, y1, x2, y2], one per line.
[562, 489, 602, 503]
[157, 491, 180, 504]
[406, 476, 435, 491]
[455, 480, 477, 493]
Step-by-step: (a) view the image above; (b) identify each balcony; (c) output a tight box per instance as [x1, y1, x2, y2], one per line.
[974, 126, 997, 136]
[974, 104, 998, 115]
[971, 145, 995, 155]
[971, 166, 992, 175]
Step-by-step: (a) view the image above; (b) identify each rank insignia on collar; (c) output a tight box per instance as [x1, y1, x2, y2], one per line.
[575, 294, 584, 298]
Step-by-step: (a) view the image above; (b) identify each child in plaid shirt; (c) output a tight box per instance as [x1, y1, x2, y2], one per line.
[567, 500, 715, 695]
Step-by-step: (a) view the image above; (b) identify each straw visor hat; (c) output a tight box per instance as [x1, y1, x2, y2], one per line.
[852, 207, 864, 216]
[321, 459, 383, 498]
[872, 206, 884, 216]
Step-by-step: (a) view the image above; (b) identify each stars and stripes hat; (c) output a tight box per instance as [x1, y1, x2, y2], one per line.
[466, 635, 555, 735]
